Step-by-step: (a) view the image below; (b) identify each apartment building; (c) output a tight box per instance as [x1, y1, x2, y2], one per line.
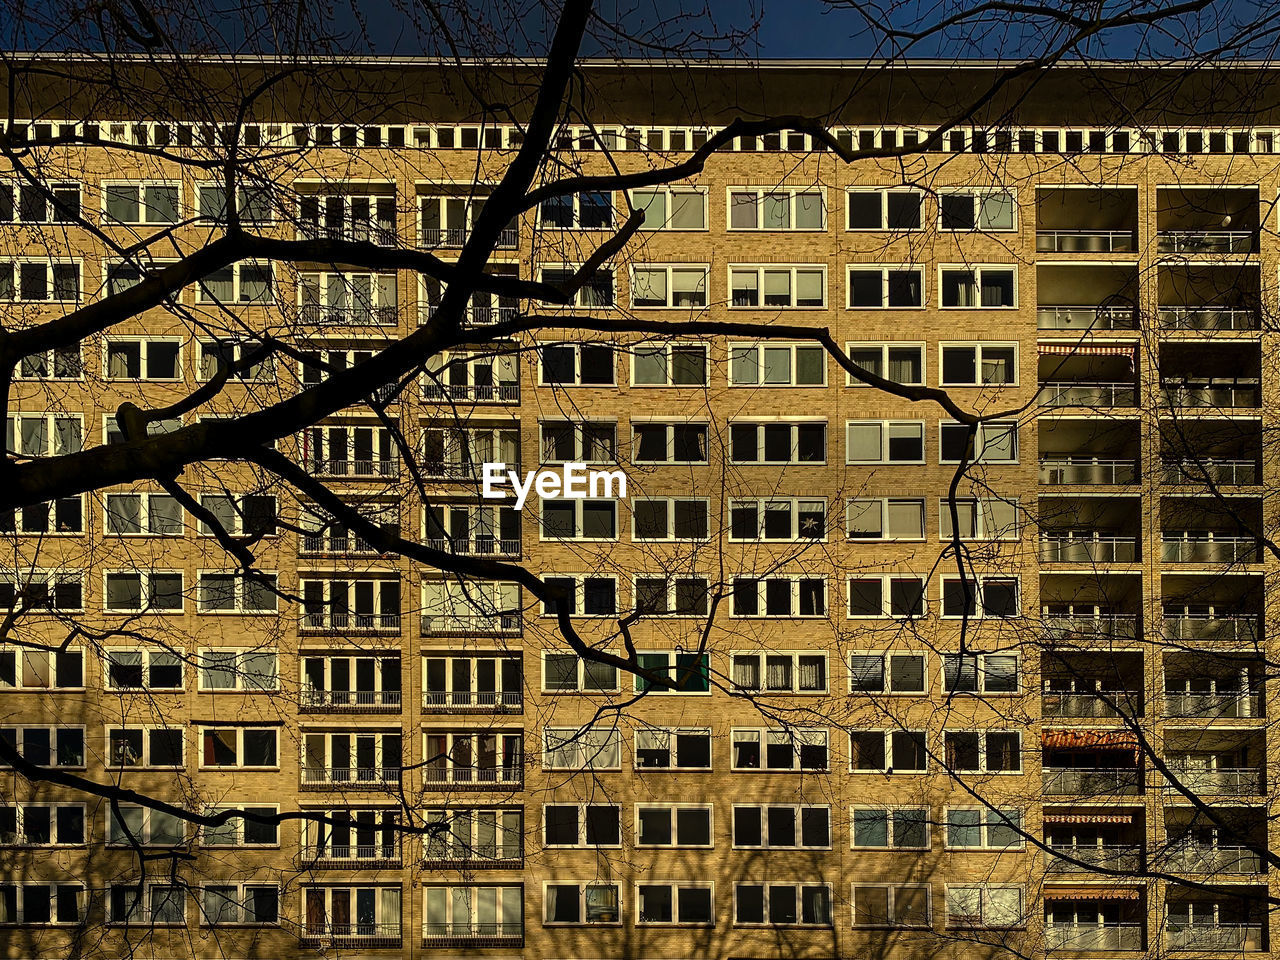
[0, 58, 1277, 959]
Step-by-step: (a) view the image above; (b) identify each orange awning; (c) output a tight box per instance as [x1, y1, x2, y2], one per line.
[1043, 729, 1141, 760]
[1043, 886, 1144, 900]
[1039, 343, 1136, 357]
[1043, 813, 1134, 825]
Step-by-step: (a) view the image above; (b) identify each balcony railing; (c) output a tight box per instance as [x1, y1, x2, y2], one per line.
[420, 613, 522, 637]
[1160, 535, 1260, 564]
[422, 383, 521, 404]
[1163, 766, 1263, 795]
[421, 766, 523, 788]
[425, 537, 522, 558]
[1043, 767, 1143, 796]
[419, 305, 521, 326]
[1157, 306, 1259, 331]
[1037, 305, 1137, 330]
[1043, 614, 1139, 641]
[1039, 458, 1137, 485]
[299, 220, 398, 246]
[1161, 614, 1259, 642]
[299, 303, 399, 326]
[1046, 923, 1144, 951]
[301, 767, 402, 789]
[1162, 845, 1263, 874]
[422, 841, 523, 866]
[423, 460, 520, 481]
[1036, 229, 1137, 253]
[1046, 843, 1142, 872]
[1162, 458, 1258, 485]
[299, 689, 403, 713]
[1164, 691, 1263, 719]
[422, 690, 523, 713]
[1156, 229, 1255, 254]
[1039, 381, 1138, 407]
[1042, 690, 1142, 719]
[302, 921, 401, 947]
[422, 920, 523, 943]
[301, 612, 403, 633]
[1166, 923, 1265, 952]
[1039, 535, 1138, 563]
[299, 843, 402, 867]
[1160, 381, 1260, 408]
[419, 226, 518, 249]
[301, 457, 400, 478]
[300, 535, 382, 556]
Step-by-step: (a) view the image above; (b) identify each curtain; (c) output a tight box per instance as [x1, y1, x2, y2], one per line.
[732, 656, 760, 690]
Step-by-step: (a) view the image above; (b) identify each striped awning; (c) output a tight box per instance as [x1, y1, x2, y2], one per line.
[1039, 343, 1136, 357]
[1043, 813, 1134, 825]
[1043, 886, 1143, 900]
[1043, 730, 1140, 750]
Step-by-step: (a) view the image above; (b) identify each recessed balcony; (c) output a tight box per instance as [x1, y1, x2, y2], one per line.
[1159, 378, 1260, 409]
[1160, 612, 1260, 643]
[1039, 457, 1138, 485]
[1158, 305, 1259, 332]
[1042, 650, 1144, 719]
[1039, 418, 1140, 486]
[1164, 651, 1264, 719]
[1046, 843, 1143, 873]
[1161, 532, 1261, 564]
[1156, 186, 1259, 255]
[1162, 458, 1258, 486]
[1037, 263, 1139, 331]
[1036, 187, 1138, 253]
[1042, 612, 1139, 642]
[1040, 534, 1138, 564]
[1163, 731, 1265, 796]
[1162, 844, 1264, 875]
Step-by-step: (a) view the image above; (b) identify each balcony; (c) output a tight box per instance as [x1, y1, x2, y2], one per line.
[299, 842, 402, 869]
[1039, 458, 1137, 486]
[300, 534, 383, 556]
[423, 921, 523, 947]
[1157, 306, 1259, 332]
[1043, 615, 1139, 641]
[1160, 378, 1260, 409]
[299, 689, 402, 714]
[1167, 924, 1264, 952]
[1039, 382, 1137, 408]
[1161, 614, 1259, 642]
[423, 690, 522, 713]
[1163, 845, 1263, 875]
[420, 613, 522, 638]
[301, 457, 400, 478]
[299, 220, 398, 246]
[302, 921, 401, 948]
[421, 766, 523, 789]
[423, 460, 520, 482]
[1036, 229, 1136, 253]
[300, 303, 399, 326]
[1164, 691, 1263, 720]
[300, 767, 403, 790]
[1036, 187, 1139, 258]
[422, 841, 523, 869]
[1046, 844, 1142, 872]
[1162, 458, 1258, 486]
[1040, 535, 1138, 564]
[1046, 923, 1144, 951]
[425, 537, 522, 558]
[422, 383, 521, 404]
[1160, 534, 1260, 565]
[1043, 767, 1143, 796]
[1163, 766, 1263, 796]
[1157, 230, 1254, 255]
[1043, 690, 1142, 720]
[1037, 305, 1137, 331]
[301, 612, 403, 634]
[419, 225, 518, 249]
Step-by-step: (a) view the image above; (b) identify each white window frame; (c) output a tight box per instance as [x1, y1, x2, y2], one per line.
[630, 420, 709, 464]
[630, 497, 710, 541]
[845, 187, 924, 231]
[629, 341, 709, 385]
[0, 803, 85, 846]
[730, 651, 829, 693]
[425, 348, 521, 400]
[851, 883, 932, 928]
[728, 264, 827, 309]
[539, 498, 619, 541]
[0, 725, 84, 768]
[541, 881, 622, 925]
[1, 495, 84, 535]
[0, 882, 85, 924]
[846, 265, 926, 308]
[0, 179, 80, 225]
[7, 412, 83, 455]
[199, 883, 280, 926]
[542, 803, 623, 849]
[944, 806, 1023, 850]
[539, 419, 617, 464]
[536, 263, 616, 308]
[729, 419, 827, 465]
[630, 185, 708, 231]
[194, 261, 275, 304]
[731, 804, 832, 850]
[543, 727, 622, 771]
[198, 726, 279, 770]
[0, 259, 81, 302]
[846, 575, 929, 619]
[938, 189, 1017, 231]
[728, 341, 827, 386]
[105, 726, 184, 768]
[102, 647, 184, 691]
[15, 345, 82, 380]
[945, 884, 1025, 928]
[631, 581, 711, 620]
[100, 180, 182, 225]
[196, 571, 279, 613]
[845, 342, 925, 385]
[0, 569, 85, 612]
[628, 265, 709, 310]
[106, 883, 185, 925]
[0, 647, 84, 690]
[297, 269, 398, 325]
[634, 803, 714, 846]
[939, 576, 1021, 619]
[727, 186, 827, 231]
[729, 498, 827, 541]
[537, 190, 615, 230]
[941, 729, 1023, 774]
[730, 577, 828, 619]
[102, 570, 185, 613]
[938, 264, 1018, 309]
[540, 651, 619, 693]
[198, 493, 278, 537]
[939, 496, 1019, 540]
[938, 341, 1019, 386]
[848, 729, 929, 773]
[847, 651, 929, 694]
[103, 492, 183, 536]
[197, 647, 279, 692]
[845, 497, 926, 541]
[938, 420, 1019, 464]
[536, 342, 616, 387]
[634, 728, 712, 771]
[941, 652, 1020, 694]
[102, 337, 183, 381]
[197, 340, 274, 381]
[634, 881, 715, 926]
[201, 805, 280, 847]
[103, 413, 180, 445]
[539, 574, 619, 618]
[731, 727, 829, 772]
[850, 807, 931, 850]
[733, 882, 834, 927]
[195, 181, 275, 223]
[106, 804, 186, 846]
[845, 419, 926, 464]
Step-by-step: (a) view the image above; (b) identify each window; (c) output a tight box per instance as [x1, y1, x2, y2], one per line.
[631, 497, 709, 540]
[851, 884, 931, 927]
[307, 423, 398, 476]
[0, 884, 84, 924]
[301, 577, 400, 630]
[540, 420, 616, 463]
[0, 804, 84, 846]
[634, 649, 710, 689]
[104, 415, 179, 445]
[846, 188, 923, 230]
[6, 413, 82, 455]
[943, 730, 1022, 773]
[538, 344, 615, 386]
[0, 181, 79, 223]
[544, 727, 621, 770]
[729, 265, 825, 308]
[104, 338, 181, 380]
[940, 577, 1020, 618]
[847, 266, 924, 307]
[939, 497, 1018, 540]
[198, 648, 278, 691]
[633, 576, 710, 618]
[202, 806, 279, 846]
[940, 266, 1016, 308]
[108, 884, 185, 925]
[103, 260, 151, 296]
[942, 653, 1020, 693]
[306, 731, 403, 785]
[422, 883, 520, 936]
[636, 883, 713, 925]
[201, 884, 279, 925]
[0, 726, 84, 767]
[0, 571, 83, 612]
[422, 809, 522, 863]
[296, 191, 397, 243]
[200, 728, 278, 769]
[16, 346, 80, 380]
[102, 181, 180, 224]
[940, 190, 1016, 230]
[732, 728, 828, 771]
[850, 730, 928, 772]
[198, 572, 278, 613]
[946, 885, 1023, 928]
[632, 186, 707, 230]
[104, 648, 183, 690]
[544, 882, 621, 924]
[104, 493, 182, 535]
[850, 653, 927, 696]
[0, 649, 82, 690]
[730, 421, 826, 464]
[729, 187, 825, 231]
[538, 191, 613, 229]
[198, 340, 273, 381]
[846, 343, 924, 384]
[196, 182, 273, 222]
[730, 498, 826, 541]
[729, 342, 826, 385]
[940, 343, 1018, 385]
[541, 575, 618, 617]
[417, 192, 498, 246]
[543, 804, 621, 847]
[946, 807, 1022, 849]
[424, 349, 520, 401]
[420, 579, 520, 634]
[731, 578, 827, 618]
[298, 271, 398, 325]
[845, 420, 925, 464]
[847, 576, 928, 618]
[634, 802, 714, 851]
[103, 571, 184, 612]
[107, 805, 185, 846]
[107, 727, 184, 767]
[635, 729, 712, 770]
[851, 808, 929, 849]
[631, 343, 708, 384]
[630, 266, 708, 308]
[199, 494, 277, 537]
[735, 883, 832, 926]
[538, 265, 614, 307]
[541, 499, 617, 540]
[939, 421, 1018, 463]
[0, 261, 80, 301]
[195, 262, 274, 303]
[733, 805, 830, 849]
[0, 496, 83, 534]
[632, 421, 708, 463]
[846, 498, 925, 540]
[731, 652, 827, 692]
[303, 886, 402, 938]
[542, 652, 618, 692]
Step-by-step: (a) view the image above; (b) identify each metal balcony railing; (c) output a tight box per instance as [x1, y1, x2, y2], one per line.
[418, 226, 518, 249]
[299, 689, 403, 712]
[421, 766, 523, 787]
[1156, 229, 1255, 254]
[1161, 615, 1259, 642]
[418, 304, 521, 326]
[1039, 381, 1138, 407]
[301, 457, 400, 478]
[422, 920, 523, 941]
[299, 303, 399, 326]
[1035, 229, 1137, 253]
[1046, 843, 1142, 872]
[420, 613, 522, 637]
[300, 767, 402, 788]
[1166, 923, 1265, 952]
[298, 220, 398, 246]
[302, 921, 401, 946]
[1039, 535, 1138, 563]
[425, 537, 522, 557]
[1042, 766, 1143, 796]
[422, 459, 520, 480]
[1163, 766, 1263, 795]
[1162, 458, 1258, 485]
[1162, 845, 1263, 874]
[1038, 458, 1138, 485]
[1046, 923, 1144, 951]
[299, 843, 402, 865]
[422, 382, 521, 404]
[1042, 690, 1142, 719]
[1160, 381, 1260, 408]
[1043, 614, 1139, 640]
[300, 535, 382, 556]
[1164, 691, 1263, 719]
[1037, 305, 1137, 330]
[1157, 306, 1259, 331]
[301, 612, 403, 633]
[422, 841, 523, 865]
[1160, 535, 1260, 564]
[422, 690, 523, 712]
